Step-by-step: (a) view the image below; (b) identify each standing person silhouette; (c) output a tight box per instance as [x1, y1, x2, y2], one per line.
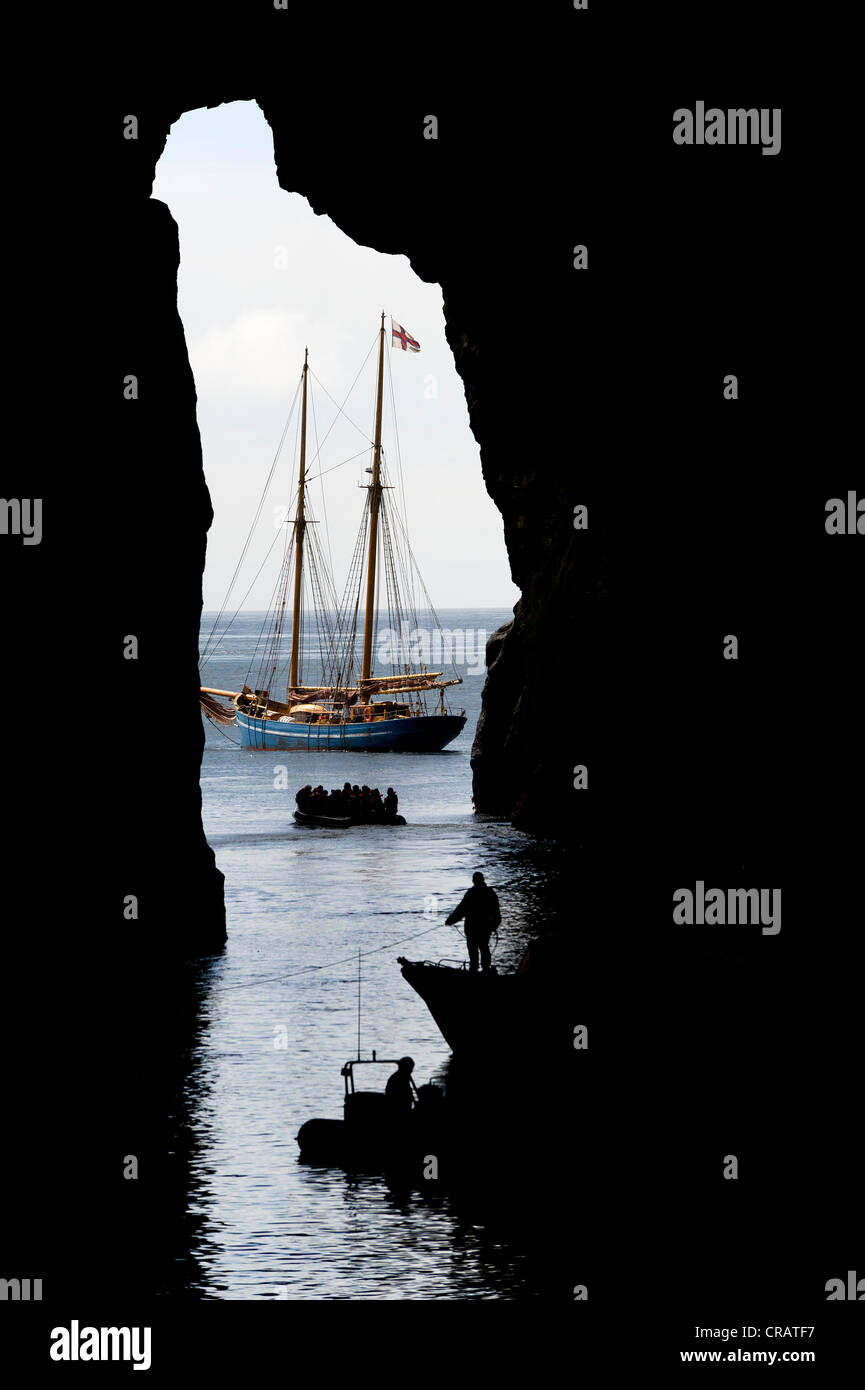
[445, 872, 501, 972]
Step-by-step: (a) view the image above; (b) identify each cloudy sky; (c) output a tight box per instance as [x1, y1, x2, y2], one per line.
[152, 100, 518, 612]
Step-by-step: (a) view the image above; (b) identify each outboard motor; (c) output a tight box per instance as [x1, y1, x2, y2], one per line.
[415, 1082, 445, 1112]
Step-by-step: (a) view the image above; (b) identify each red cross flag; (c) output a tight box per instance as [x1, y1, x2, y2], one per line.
[391, 319, 420, 352]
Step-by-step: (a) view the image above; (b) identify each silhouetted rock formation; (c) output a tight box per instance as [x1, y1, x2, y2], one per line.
[25, 24, 850, 1319]
[115, 82, 608, 925]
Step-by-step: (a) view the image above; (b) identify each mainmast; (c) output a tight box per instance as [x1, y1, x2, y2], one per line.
[288, 348, 309, 693]
[360, 313, 386, 697]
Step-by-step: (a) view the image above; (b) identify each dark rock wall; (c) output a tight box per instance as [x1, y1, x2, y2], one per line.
[120, 192, 226, 951]
[112, 58, 860, 946]
[5, 12, 858, 1320]
[111, 79, 610, 951]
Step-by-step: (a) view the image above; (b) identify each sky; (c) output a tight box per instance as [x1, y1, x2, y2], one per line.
[152, 100, 519, 612]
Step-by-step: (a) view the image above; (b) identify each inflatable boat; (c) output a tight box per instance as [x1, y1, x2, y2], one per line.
[297, 1056, 447, 1169]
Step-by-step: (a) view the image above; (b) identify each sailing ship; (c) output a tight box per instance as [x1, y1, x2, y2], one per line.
[200, 314, 467, 751]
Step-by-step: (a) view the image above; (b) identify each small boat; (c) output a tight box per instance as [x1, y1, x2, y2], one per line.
[293, 808, 354, 829]
[293, 807, 407, 828]
[398, 935, 578, 1057]
[397, 957, 519, 1054]
[297, 1055, 447, 1169]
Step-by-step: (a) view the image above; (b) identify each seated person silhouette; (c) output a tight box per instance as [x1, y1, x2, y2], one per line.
[384, 1057, 416, 1116]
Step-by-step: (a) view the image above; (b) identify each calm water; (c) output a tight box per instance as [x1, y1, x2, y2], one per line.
[187, 607, 557, 1299]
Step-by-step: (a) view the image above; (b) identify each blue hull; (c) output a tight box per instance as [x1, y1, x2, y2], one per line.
[236, 710, 466, 751]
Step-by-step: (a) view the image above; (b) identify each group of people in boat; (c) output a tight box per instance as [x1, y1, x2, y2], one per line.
[296, 782, 400, 822]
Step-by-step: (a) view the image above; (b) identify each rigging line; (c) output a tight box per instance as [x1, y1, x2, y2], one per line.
[375, 534, 384, 666]
[385, 359, 419, 625]
[379, 459, 420, 648]
[201, 373, 302, 664]
[250, 529, 295, 689]
[304, 446, 372, 483]
[324, 495, 368, 685]
[251, 392, 303, 689]
[306, 332, 378, 450]
[311, 537, 340, 662]
[378, 490, 413, 673]
[204, 391, 301, 674]
[383, 455, 422, 636]
[308, 377, 334, 583]
[206, 919, 455, 994]
[206, 502, 292, 668]
[203, 714, 241, 746]
[386, 498, 460, 680]
[385, 346, 412, 571]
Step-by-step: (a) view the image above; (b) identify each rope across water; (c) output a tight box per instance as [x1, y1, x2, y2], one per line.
[194, 915, 498, 995]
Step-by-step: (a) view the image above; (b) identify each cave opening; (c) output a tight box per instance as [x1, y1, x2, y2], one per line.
[106, 100, 548, 1300]
[152, 98, 519, 925]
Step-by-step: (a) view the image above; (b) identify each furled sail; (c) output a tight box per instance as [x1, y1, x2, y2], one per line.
[199, 693, 237, 725]
[287, 675, 461, 704]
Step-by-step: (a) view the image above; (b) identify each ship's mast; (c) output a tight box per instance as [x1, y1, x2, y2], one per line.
[360, 313, 386, 697]
[288, 348, 309, 693]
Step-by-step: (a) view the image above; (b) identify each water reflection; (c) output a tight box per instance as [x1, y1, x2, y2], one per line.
[176, 817, 566, 1299]
[178, 608, 570, 1298]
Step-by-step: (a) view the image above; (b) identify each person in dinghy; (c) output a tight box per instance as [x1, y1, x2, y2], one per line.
[294, 783, 406, 827]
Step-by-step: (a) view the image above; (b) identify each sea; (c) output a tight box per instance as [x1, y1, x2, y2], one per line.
[185, 606, 559, 1299]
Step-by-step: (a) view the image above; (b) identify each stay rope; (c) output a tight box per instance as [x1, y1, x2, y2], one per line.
[202, 916, 458, 994]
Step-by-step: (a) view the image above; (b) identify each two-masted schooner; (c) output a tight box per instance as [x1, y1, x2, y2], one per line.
[200, 313, 467, 751]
